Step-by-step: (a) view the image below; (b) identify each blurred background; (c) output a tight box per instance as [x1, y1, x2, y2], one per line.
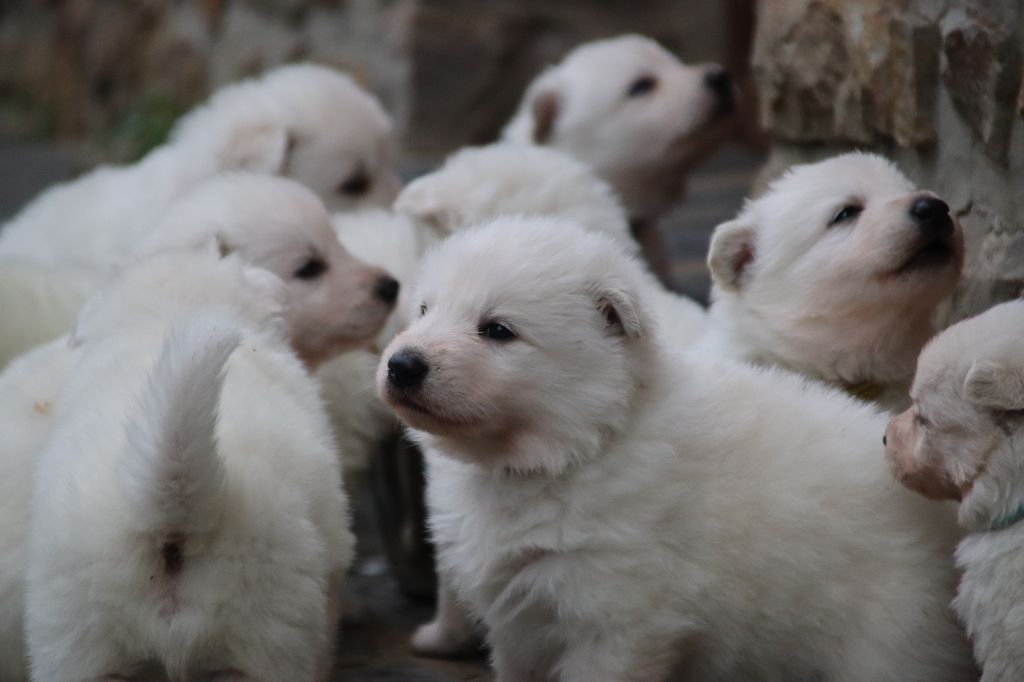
[1, 2, 1023, 680]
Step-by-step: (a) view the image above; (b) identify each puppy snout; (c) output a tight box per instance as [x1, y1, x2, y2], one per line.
[909, 196, 953, 237]
[374, 275, 400, 304]
[387, 349, 429, 390]
[704, 67, 733, 104]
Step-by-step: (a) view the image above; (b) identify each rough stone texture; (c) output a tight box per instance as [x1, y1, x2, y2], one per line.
[754, 0, 1024, 324]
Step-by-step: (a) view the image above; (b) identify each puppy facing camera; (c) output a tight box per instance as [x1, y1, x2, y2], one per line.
[377, 217, 973, 681]
[702, 151, 963, 409]
[885, 300, 1024, 680]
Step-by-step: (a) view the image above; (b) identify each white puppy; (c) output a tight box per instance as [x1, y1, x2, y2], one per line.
[0, 174, 394, 681]
[0, 63, 398, 366]
[502, 35, 736, 279]
[378, 218, 974, 681]
[885, 300, 1024, 681]
[321, 144, 707, 472]
[702, 152, 964, 409]
[25, 247, 354, 682]
[8, 173, 398, 369]
[395, 144, 708, 345]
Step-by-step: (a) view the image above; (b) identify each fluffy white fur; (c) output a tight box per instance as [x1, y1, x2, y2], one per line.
[320, 144, 706, 471]
[701, 152, 964, 410]
[886, 300, 1024, 680]
[0, 338, 78, 682]
[502, 35, 735, 281]
[0, 175, 394, 680]
[379, 218, 974, 681]
[501, 35, 733, 224]
[6, 173, 397, 369]
[24, 248, 353, 682]
[0, 63, 397, 367]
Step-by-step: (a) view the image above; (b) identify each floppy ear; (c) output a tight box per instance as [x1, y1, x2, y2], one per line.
[593, 281, 645, 339]
[707, 218, 757, 292]
[531, 90, 560, 144]
[964, 359, 1024, 411]
[394, 182, 462, 237]
[222, 122, 292, 174]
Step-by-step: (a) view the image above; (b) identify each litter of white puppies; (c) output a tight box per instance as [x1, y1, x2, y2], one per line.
[0, 34, 1016, 681]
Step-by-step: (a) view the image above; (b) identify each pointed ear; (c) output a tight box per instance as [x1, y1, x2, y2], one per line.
[531, 90, 560, 144]
[964, 360, 1024, 410]
[708, 218, 757, 292]
[394, 181, 462, 237]
[223, 122, 292, 174]
[593, 281, 645, 339]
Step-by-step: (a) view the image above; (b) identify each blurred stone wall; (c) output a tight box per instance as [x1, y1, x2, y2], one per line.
[753, 0, 1024, 321]
[0, 0, 723, 163]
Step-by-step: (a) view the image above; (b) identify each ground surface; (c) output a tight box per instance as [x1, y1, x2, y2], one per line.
[0, 137, 761, 680]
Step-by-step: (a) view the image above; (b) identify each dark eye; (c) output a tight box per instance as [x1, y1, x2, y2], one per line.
[294, 258, 328, 280]
[338, 173, 371, 196]
[627, 75, 658, 98]
[479, 321, 516, 342]
[914, 413, 929, 428]
[420, 303, 428, 317]
[829, 204, 863, 226]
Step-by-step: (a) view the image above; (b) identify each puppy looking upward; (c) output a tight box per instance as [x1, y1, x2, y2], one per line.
[503, 35, 736, 283]
[378, 217, 972, 681]
[25, 249, 353, 682]
[886, 300, 1024, 681]
[703, 152, 963, 409]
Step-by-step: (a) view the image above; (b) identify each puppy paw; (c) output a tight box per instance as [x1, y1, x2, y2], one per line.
[410, 620, 480, 658]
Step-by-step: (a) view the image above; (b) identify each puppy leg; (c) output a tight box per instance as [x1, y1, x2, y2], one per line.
[411, 575, 481, 657]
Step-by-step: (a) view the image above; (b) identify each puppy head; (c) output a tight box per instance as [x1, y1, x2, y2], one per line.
[139, 174, 400, 367]
[377, 217, 655, 474]
[885, 301, 1024, 529]
[395, 144, 636, 254]
[72, 245, 290, 348]
[708, 152, 964, 386]
[175, 64, 400, 213]
[502, 35, 736, 219]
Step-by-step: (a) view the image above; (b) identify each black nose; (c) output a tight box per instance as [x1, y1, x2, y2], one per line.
[882, 435, 887, 446]
[375, 275, 400, 304]
[387, 349, 429, 389]
[704, 68, 733, 100]
[910, 197, 952, 235]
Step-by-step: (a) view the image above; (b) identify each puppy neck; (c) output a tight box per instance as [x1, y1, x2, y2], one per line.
[708, 291, 928, 398]
[959, 425, 1024, 533]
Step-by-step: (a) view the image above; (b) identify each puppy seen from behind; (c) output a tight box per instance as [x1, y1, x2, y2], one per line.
[24, 247, 354, 682]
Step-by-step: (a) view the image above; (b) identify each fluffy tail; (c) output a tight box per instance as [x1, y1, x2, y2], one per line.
[121, 314, 242, 542]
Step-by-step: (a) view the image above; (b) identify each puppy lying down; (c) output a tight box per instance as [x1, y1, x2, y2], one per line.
[886, 300, 1024, 681]
[0, 63, 398, 367]
[0, 173, 394, 682]
[379, 217, 974, 681]
[702, 152, 963, 410]
[24, 247, 354, 682]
